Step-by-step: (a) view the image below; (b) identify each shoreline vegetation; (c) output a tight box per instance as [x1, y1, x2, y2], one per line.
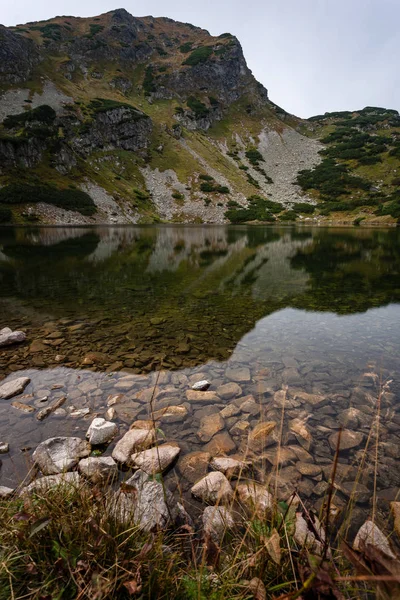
[1, 365, 400, 599]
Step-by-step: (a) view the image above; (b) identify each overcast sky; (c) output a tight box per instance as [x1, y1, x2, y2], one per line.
[2, 0, 399, 118]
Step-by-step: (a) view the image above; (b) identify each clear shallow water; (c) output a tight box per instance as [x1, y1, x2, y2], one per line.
[0, 225, 400, 509]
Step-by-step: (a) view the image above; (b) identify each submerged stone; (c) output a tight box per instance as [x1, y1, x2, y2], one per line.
[0, 377, 30, 400]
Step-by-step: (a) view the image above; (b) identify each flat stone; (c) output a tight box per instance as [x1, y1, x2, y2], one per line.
[177, 451, 211, 483]
[338, 408, 361, 429]
[112, 428, 156, 464]
[220, 404, 241, 419]
[263, 447, 297, 467]
[86, 418, 118, 445]
[153, 405, 188, 423]
[33, 437, 90, 475]
[131, 443, 181, 474]
[192, 380, 211, 391]
[0, 486, 14, 498]
[82, 352, 108, 365]
[210, 456, 248, 478]
[217, 382, 242, 400]
[11, 401, 35, 413]
[203, 432, 236, 455]
[293, 390, 327, 407]
[335, 481, 370, 504]
[78, 456, 118, 484]
[230, 420, 250, 436]
[203, 506, 234, 541]
[0, 442, 9, 453]
[353, 521, 395, 559]
[0, 377, 30, 400]
[29, 340, 47, 353]
[186, 390, 219, 403]
[225, 367, 251, 383]
[236, 482, 273, 516]
[0, 328, 26, 347]
[197, 413, 225, 442]
[329, 430, 364, 452]
[22, 472, 81, 495]
[107, 394, 125, 407]
[289, 419, 312, 451]
[248, 421, 277, 452]
[191, 472, 233, 504]
[240, 397, 260, 416]
[296, 462, 322, 478]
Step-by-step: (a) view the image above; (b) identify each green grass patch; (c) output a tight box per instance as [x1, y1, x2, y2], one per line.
[3, 105, 56, 129]
[183, 46, 213, 66]
[0, 184, 97, 216]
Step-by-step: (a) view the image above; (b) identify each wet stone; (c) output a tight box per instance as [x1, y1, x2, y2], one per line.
[248, 422, 277, 452]
[0, 377, 30, 400]
[217, 382, 242, 400]
[191, 471, 233, 504]
[203, 432, 236, 455]
[197, 413, 225, 443]
[186, 390, 219, 403]
[131, 443, 181, 474]
[203, 506, 235, 541]
[329, 430, 364, 452]
[225, 366, 251, 383]
[177, 451, 211, 483]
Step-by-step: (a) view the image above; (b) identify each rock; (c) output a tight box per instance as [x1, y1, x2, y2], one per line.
[0, 486, 14, 498]
[186, 390, 219, 403]
[295, 462, 322, 478]
[177, 451, 211, 483]
[230, 420, 250, 436]
[0, 442, 9, 453]
[22, 472, 81, 495]
[338, 408, 361, 429]
[220, 404, 241, 419]
[391, 502, 400, 537]
[36, 396, 66, 421]
[107, 394, 125, 407]
[82, 352, 108, 365]
[86, 418, 118, 445]
[153, 405, 188, 423]
[203, 506, 234, 541]
[203, 432, 236, 455]
[225, 366, 251, 383]
[131, 443, 181, 474]
[0, 328, 26, 347]
[11, 401, 35, 413]
[32, 437, 91, 475]
[353, 521, 395, 559]
[236, 482, 273, 516]
[112, 470, 178, 531]
[289, 419, 312, 451]
[217, 382, 242, 399]
[329, 430, 364, 452]
[112, 428, 156, 464]
[0, 377, 30, 399]
[294, 512, 324, 554]
[191, 472, 233, 504]
[70, 407, 90, 418]
[334, 481, 370, 504]
[197, 413, 225, 442]
[240, 397, 260, 416]
[29, 339, 47, 353]
[293, 391, 327, 407]
[130, 420, 155, 431]
[78, 456, 118, 484]
[192, 380, 210, 391]
[313, 481, 329, 496]
[248, 421, 277, 451]
[210, 456, 248, 478]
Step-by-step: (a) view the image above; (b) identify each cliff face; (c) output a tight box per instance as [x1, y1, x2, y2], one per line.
[0, 9, 398, 225]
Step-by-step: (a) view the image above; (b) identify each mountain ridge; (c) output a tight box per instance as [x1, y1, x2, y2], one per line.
[0, 9, 398, 225]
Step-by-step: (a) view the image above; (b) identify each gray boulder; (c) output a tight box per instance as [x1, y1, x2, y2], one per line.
[78, 456, 118, 484]
[0, 327, 26, 347]
[32, 437, 91, 475]
[86, 417, 118, 445]
[0, 376, 30, 399]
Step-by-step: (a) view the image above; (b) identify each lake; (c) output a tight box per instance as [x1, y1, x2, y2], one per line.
[1, 225, 400, 511]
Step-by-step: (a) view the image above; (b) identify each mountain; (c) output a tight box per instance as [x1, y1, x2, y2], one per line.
[0, 9, 399, 225]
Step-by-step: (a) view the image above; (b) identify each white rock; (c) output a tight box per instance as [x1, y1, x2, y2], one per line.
[86, 418, 118, 445]
[131, 444, 181, 474]
[353, 521, 396, 559]
[191, 472, 233, 504]
[70, 407, 91, 418]
[78, 456, 118, 483]
[210, 456, 248, 478]
[0, 442, 9, 453]
[0, 329, 26, 347]
[0, 486, 14, 498]
[236, 482, 274, 516]
[22, 472, 81, 495]
[110, 470, 178, 531]
[0, 377, 30, 400]
[192, 380, 211, 391]
[32, 437, 91, 475]
[112, 428, 156, 464]
[203, 506, 235, 541]
[294, 513, 324, 555]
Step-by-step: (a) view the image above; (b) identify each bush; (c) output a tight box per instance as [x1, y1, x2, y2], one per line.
[293, 202, 315, 214]
[0, 206, 12, 223]
[199, 174, 214, 181]
[3, 105, 56, 129]
[245, 148, 264, 165]
[183, 46, 213, 66]
[143, 67, 156, 95]
[187, 97, 209, 118]
[88, 24, 104, 37]
[225, 195, 280, 223]
[279, 210, 297, 221]
[88, 99, 145, 119]
[200, 182, 215, 193]
[0, 184, 96, 216]
[179, 42, 193, 53]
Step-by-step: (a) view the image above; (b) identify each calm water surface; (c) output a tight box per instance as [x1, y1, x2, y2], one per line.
[0, 225, 399, 509]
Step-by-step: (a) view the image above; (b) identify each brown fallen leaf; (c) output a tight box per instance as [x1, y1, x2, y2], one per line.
[265, 528, 281, 565]
[123, 580, 142, 595]
[248, 577, 266, 600]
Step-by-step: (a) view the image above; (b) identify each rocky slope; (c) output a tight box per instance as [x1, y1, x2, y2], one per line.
[0, 9, 398, 225]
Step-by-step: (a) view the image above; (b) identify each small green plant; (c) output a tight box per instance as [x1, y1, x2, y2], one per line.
[353, 216, 365, 226]
[187, 97, 209, 119]
[143, 66, 156, 95]
[0, 184, 96, 216]
[3, 105, 56, 129]
[183, 46, 213, 66]
[293, 202, 316, 214]
[245, 148, 264, 165]
[200, 182, 214, 193]
[199, 174, 214, 181]
[179, 42, 193, 53]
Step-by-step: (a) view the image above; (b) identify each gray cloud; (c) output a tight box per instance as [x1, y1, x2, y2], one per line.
[2, 0, 399, 118]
